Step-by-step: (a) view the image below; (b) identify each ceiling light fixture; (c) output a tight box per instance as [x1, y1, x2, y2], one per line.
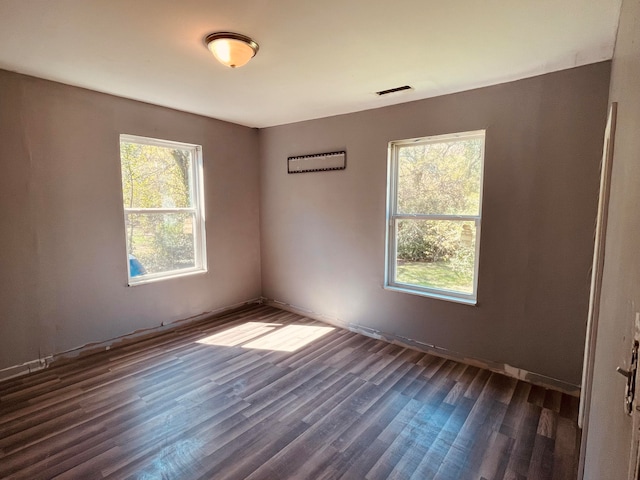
[204, 32, 259, 68]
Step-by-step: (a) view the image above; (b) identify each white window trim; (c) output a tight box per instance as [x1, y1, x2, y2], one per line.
[120, 134, 207, 286]
[384, 130, 485, 305]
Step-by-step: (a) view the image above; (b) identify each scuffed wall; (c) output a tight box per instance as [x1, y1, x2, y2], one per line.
[0, 62, 612, 390]
[0, 70, 262, 373]
[259, 63, 611, 386]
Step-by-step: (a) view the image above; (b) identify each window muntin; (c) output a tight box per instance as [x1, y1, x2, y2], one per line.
[120, 135, 207, 285]
[386, 130, 485, 304]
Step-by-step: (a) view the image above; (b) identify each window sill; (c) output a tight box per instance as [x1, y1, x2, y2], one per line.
[384, 284, 477, 306]
[128, 267, 207, 287]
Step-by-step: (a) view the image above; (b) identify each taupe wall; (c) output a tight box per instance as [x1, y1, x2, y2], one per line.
[0, 62, 611, 388]
[584, 0, 640, 477]
[259, 63, 611, 386]
[0, 70, 262, 372]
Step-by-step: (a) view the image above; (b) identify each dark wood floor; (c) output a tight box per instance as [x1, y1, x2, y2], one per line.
[0, 304, 580, 480]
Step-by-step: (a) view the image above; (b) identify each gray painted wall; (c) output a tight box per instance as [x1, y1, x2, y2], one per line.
[259, 63, 611, 386]
[0, 62, 612, 390]
[0, 70, 262, 372]
[584, 0, 640, 477]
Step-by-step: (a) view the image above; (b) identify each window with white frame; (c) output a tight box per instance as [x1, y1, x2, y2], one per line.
[385, 130, 485, 304]
[119, 134, 207, 285]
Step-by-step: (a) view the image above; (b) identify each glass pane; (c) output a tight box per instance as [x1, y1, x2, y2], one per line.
[395, 219, 476, 294]
[397, 137, 483, 215]
[126, 212, 196, 277]
[121, 142, 193, 209]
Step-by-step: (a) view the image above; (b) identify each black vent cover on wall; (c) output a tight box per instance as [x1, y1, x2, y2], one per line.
[376, 85, 413, 96]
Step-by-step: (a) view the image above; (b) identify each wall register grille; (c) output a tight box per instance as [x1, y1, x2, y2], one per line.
[287, 151, 346, 174]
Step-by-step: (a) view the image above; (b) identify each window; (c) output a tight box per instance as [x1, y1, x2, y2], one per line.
[385, 130, 485, 304]
[119, 134, 207, 285]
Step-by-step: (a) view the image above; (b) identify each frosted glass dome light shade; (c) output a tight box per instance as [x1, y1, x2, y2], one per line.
[205, 32, 259, 68]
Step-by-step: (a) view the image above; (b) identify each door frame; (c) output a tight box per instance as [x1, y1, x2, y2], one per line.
[578, 101, 617, 478]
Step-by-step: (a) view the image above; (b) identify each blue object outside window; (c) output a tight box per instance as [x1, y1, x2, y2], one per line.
[128, 254, 146, 277]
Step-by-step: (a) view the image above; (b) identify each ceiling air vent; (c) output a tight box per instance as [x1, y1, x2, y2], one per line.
[376, 85, 413, 96]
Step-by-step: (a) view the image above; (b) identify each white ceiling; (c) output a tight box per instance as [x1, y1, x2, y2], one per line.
[0, 0, 621, 128]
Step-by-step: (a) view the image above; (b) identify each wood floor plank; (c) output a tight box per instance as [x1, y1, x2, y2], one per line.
[503, 402, 544, 478]
[472, 430, 515, 480]
[0, 304, 581, 479]
[394, 401, 458, 479]
[336, 437, 390, 479]
[328, 394, 414, 478]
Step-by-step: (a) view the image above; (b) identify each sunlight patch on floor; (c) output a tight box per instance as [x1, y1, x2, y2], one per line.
[196, 322, 334, 352]
[242, 324, 334, 352]
[196, 322, 281, 347]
